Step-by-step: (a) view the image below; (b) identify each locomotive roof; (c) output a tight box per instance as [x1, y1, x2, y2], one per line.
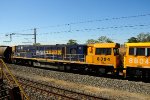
[125, 43, 150, 47]
[88, 43, 120, 48]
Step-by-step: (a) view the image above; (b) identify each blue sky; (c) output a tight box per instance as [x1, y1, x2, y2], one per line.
[0, 0, 150, 45]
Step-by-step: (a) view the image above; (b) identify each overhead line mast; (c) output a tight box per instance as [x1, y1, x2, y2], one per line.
[34, 28, 37, 44]
[4, 28, 37, 44]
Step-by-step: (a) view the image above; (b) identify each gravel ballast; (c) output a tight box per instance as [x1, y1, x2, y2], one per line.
[7, 64, 150, 100]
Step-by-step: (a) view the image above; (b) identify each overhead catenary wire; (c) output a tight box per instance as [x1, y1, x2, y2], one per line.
[36, 13, 150, 29]
[1, 13, 150, 35]
[42, 23, 150, 34]
[1, 13, 150, 44]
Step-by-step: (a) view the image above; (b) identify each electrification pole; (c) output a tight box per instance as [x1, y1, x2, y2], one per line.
[34, 28, 37, 44]
[4, 28, 37, 44]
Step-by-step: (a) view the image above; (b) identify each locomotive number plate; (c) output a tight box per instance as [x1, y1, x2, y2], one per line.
[97, 57, 110, 61]
[128, 58, 149, 64]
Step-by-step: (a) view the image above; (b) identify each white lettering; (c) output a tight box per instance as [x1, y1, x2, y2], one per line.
[128, 58, 149, 64]
[134, 58, 138, 64]
[145, 59, 149, 64]
[139, 59, 144, 64]
[129, 58, 133, 63]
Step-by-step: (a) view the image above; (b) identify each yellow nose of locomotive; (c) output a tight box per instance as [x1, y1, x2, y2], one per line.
[86, 43, 121, 74]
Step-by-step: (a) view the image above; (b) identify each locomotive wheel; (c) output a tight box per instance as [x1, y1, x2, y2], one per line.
[65, 65, 71, 71]
[58, 65, 65, 71]
[28, 61, 33, 66]
[135, 69, 142, 78]
[97, 68, 106, 76]
[126, 68, 134, 80]
[12, 59, 17, 64]
[142, 69, 150, 82]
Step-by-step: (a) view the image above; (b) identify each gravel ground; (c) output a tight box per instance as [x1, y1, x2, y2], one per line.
[7, 64, 150, 100]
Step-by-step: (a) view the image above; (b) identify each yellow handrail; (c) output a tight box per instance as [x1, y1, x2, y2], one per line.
[2, 70, 12, 84]
[0, 59, 29, 100]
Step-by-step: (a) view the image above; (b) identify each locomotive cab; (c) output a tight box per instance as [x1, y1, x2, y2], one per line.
[86, 43, 121, 74]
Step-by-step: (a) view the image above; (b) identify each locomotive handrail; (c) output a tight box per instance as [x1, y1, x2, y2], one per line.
[65, 54, 85, 62]
[0, 59, 29, 100]
[65, 54, 85, 56]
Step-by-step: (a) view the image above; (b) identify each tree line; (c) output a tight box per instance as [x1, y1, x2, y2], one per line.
[127, 32, 150, 43]
[67, 32, 150, 45]
[67, 36, 113, 45]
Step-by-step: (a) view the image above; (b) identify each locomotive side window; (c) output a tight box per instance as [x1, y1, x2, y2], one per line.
[129, 48, 134, 55]
[136, 48, 145, 56]
[147, 48, 150, 56]
[95, 48, 111, 55]
[95, 48, 100, 55]
[129, 48, 146, 56]
[113, 48, 119, 55]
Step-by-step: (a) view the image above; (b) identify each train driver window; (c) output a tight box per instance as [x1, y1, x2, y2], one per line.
[147, 48, 150, 56]
[95, 48, 111, 55]
[136, 48, 145, 56]
[129, 48, 134, 55]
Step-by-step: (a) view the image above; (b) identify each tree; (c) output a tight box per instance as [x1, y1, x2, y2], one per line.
[147, 35, 150, 41]
[127, 33, 150, 43]
[137, 33, 148, 42]
[98, 36, 113, 43]
[67, 39, 78, 45]
[127, 37, 138, 43]
[33, 43, 41, 46]
[86, 39, 98, 44]
[137, 33, 150, 42]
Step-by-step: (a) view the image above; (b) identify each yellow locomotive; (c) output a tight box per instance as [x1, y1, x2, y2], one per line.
[86, 43, 121, 75]
[124, 43, 150, 79]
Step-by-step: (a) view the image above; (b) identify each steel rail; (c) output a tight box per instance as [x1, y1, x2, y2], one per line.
[7, 75, 107, 100]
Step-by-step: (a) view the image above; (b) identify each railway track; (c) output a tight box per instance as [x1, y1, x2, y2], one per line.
[5, 64, 150, 100]
[4, 74, 107, 100]
[16, 63, 150, 83]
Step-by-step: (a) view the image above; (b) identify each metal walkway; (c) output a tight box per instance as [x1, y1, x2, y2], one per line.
[0, 59, 29, 100]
